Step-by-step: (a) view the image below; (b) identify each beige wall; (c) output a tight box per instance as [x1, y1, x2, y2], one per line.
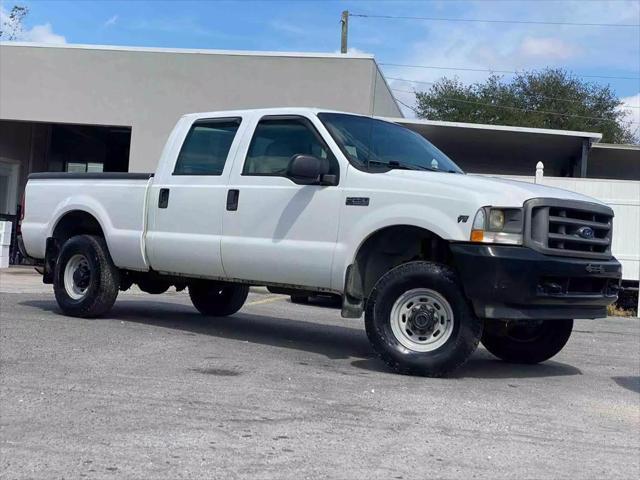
[0, 44, 401, 172]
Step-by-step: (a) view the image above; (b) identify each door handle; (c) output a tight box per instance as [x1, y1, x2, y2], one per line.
[158, 188, 170, 208]
[226, 189, 239, 211]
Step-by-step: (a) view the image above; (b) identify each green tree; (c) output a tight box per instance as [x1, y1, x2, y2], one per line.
[0, 5, 28, 40]
[414, 69, 636, 143]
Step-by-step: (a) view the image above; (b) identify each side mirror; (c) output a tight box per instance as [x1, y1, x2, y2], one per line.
[287, 154, 336, 185]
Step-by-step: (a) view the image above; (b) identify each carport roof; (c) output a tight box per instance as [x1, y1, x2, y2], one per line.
[383, 117, 603, 142]
[381, 117, 604, 177]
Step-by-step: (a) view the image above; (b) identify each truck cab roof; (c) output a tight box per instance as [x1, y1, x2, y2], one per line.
[181, 107, 364, 121]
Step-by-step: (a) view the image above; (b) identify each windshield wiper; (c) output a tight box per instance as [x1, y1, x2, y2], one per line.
[390, 161, 434, 171]
[387, 161, 461, 174]
[369, 160, 437, 172]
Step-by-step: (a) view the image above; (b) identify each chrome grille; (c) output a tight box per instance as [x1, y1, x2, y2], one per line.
[525, 198, 613, 260]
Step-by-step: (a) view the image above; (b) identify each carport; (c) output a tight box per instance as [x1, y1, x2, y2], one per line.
[384, 117, 631, 179]
[588, 143, 640, 180]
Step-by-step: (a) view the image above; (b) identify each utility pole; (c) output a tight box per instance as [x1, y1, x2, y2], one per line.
[340, 10, 349, 54]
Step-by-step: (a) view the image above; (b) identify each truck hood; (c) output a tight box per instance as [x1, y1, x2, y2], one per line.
[385, 170, 606, 207]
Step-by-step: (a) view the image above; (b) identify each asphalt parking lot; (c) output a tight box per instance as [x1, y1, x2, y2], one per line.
[1, 268, 639, 479]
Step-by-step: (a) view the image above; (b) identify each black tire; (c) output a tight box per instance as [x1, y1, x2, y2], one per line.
[188, 281, 249, 316]
[365, 261, 482, 377]
[53, 234, 120, 318]
[290, 295, 309, 304]
[481, 319, 573, 364]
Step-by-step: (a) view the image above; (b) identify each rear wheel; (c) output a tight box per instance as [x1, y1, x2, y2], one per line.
[481, 319, 573, 364]
[365, 261, 482, 377]
[53, 235, 120, 317]
[189, 281, 249, 316]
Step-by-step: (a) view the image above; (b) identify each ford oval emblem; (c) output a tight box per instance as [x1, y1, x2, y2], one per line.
[577, 226, 595, 239]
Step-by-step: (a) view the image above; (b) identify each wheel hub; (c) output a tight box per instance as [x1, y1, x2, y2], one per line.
[64, 254, 91, 300]
[72, 264, 91, 289]
[389, 288, 455, 353]
[408, 304, 438, 335]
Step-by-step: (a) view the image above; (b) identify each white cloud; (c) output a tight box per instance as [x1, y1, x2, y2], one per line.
[104, 15, 118, 28]
[518, 37, 578, 60]
[618, 93, 640, 140]
[0, 6, 66, 43]
[20, 23, 66, 44]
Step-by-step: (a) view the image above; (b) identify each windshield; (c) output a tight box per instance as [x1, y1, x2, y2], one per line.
[318, 113, 463, 174]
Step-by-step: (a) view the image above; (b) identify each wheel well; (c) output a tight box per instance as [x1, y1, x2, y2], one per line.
[346, 225, 452, 306]
[52, 210, 105, 244]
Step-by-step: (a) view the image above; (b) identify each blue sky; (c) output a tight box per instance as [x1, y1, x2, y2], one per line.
[2, 0, 639, 122]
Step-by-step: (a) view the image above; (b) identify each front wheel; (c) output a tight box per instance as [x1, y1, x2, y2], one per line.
[189, 281, 249, 316]
[365, 261, 483, 377]
[481, 319, 573, 364]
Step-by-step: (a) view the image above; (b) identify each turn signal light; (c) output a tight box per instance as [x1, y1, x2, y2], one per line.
[470, 230, 484, 242]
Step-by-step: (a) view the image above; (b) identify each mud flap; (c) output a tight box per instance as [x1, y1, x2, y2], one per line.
[341, 264, 364, 318]
[43, 237, 60, 284]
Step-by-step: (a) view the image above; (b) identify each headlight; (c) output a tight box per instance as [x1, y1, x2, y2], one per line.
[488, 209, 505, 230]
[471, 207, 523, 245]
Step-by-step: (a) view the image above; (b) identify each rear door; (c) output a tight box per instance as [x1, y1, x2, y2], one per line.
[145, 116, 244, 277]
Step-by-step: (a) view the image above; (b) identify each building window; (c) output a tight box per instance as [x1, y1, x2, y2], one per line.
[45, 124, 131, 174]
[173, 119, 241, 176]
[66, 162, 104, 173]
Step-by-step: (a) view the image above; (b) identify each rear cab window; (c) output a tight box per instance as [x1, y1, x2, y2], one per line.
[174, 118, 241, 175]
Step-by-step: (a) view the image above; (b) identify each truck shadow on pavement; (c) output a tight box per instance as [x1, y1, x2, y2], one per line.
[22, 298, 582, 380]
[611, 376, 640, 394]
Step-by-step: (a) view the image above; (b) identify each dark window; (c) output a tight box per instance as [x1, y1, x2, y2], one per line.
[173, 119, 241, 175]
[318, 113, 463, 174]
[243, 117, 337, 177]
[45, 124, 131, 173]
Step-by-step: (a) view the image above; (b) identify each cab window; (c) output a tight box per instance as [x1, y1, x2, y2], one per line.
[174, 118, 241, 175]
[243, 117, 338, 177]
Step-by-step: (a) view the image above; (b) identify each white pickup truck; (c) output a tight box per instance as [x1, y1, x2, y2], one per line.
[21, 108, 622, 377]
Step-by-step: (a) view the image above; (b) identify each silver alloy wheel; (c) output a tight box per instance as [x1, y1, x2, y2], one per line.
[63, 254, 91, 300]
[390, 288, 455, 352]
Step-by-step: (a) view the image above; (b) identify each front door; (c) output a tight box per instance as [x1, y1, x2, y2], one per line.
[145, 117, 244, 277]
[221, 115, 342, 289]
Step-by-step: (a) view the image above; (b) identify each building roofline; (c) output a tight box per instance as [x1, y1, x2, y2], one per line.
[0, 41, 375, 60]
[372, 64, 404, 118]
[382, 116, 603, 141]
[592, 142, 640, 151]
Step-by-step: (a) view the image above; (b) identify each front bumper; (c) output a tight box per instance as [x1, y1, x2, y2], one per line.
[450, 243, 622, 320]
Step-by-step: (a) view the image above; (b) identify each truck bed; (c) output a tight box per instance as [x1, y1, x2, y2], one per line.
[22, 173, 154, 271]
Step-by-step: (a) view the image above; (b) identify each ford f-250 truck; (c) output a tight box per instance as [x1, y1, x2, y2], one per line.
[21, 108, 622, 377]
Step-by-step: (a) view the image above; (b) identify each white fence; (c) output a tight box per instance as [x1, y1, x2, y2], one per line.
[482, 164, 640, 285]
